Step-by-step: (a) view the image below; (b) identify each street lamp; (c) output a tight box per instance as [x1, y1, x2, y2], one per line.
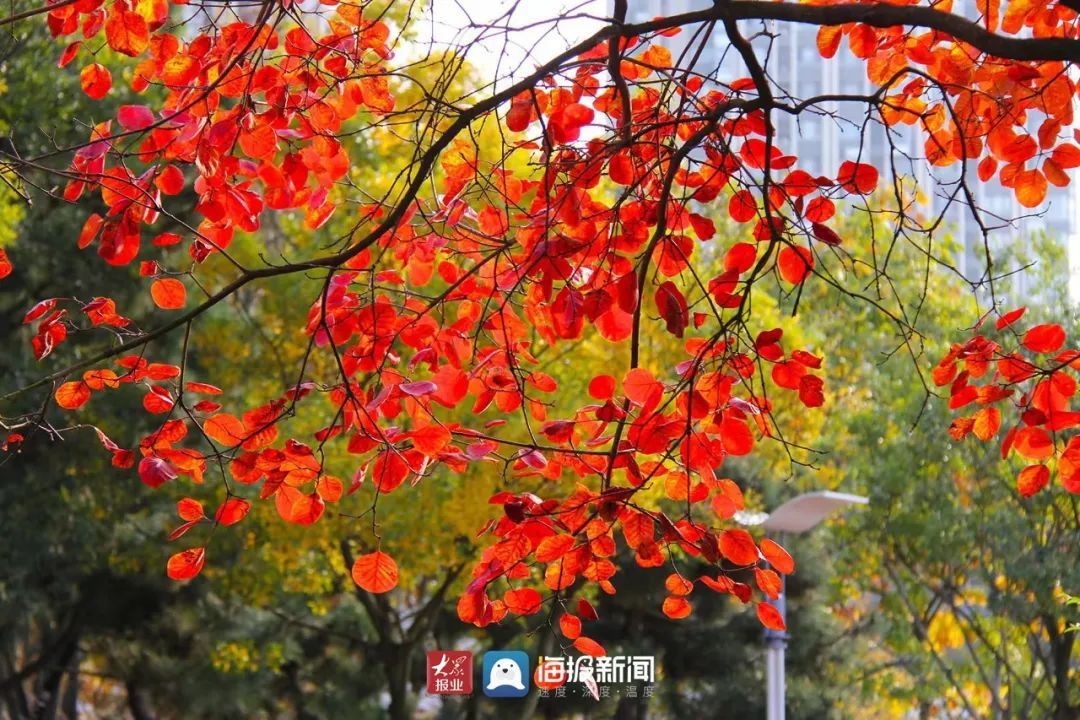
[736, 491, 868, 720]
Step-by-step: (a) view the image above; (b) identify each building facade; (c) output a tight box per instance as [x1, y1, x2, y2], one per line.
[621, 0, 1080, 298]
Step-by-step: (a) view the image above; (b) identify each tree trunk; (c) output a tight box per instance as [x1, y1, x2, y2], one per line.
[60, 648, 78, 719]
[385, 643, 412, 720]
[126, 681, 153, 720]
[32, 630, 78, 720]
[1047, 620, 1076, 720]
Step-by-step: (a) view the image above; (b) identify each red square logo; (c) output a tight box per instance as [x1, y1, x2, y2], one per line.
[426, 650, 473, 695]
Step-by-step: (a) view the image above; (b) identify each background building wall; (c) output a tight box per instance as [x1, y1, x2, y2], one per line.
[620, 0, 1080, 300]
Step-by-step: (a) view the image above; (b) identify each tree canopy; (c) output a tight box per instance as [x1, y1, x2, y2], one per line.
[2, 0, 1080, 715]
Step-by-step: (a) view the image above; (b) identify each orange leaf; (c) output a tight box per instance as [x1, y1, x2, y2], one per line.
[215, 498, 250, 525]
[559, 613, 582, 639]
[972, 407, 1001, 441]
[166, 547, 205, 581]
[662, 596, 692, 619]
[315, 475, 344, 502]
[1016, 464, 1049, 497]
[55, 381, 90, 410]
[623, 368, 661, 406]
[80, 63, 112, 100]
[572, 636, 606, 657]
[755, 567, 783, 599]
[535, 534, 575, 563]
[621, 511, 654, 548]
[351, 550, 399, 593]
[504, 587, 543, 615]
[150, 278, 186, 309]
[756, 601, 786, 631]
[664, 573, 693, 596]
[760, 538, 795, 574]
[105, 9, 149, 57]
[1012, 426, 1053, 460]
[275, 486, 325, 525]
[719, 528, 759, 566]
[1014, 169, 1047, 208]
[177, 497, 204, 521]
[203, 414, 247, 446]
[816, 26, 843, 58]
[411, 424, 451, 455]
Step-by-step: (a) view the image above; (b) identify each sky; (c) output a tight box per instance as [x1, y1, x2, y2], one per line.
[419, 0, 609, 85]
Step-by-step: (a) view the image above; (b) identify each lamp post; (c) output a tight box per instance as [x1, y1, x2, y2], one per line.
[736, 491, 868, 720]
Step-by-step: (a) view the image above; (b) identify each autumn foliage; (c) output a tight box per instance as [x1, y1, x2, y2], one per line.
[4, 0, 1080, 652]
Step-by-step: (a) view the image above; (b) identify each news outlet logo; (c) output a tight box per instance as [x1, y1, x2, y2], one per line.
[482, 650, 530, 698]
[535, 655, 656, 700]
[425, 650, 472, 696]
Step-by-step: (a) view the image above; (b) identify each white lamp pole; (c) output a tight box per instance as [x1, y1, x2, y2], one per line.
[736, 491, 868, 720]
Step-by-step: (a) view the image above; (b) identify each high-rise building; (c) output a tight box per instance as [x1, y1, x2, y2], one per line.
[620, 0, 1080, 297]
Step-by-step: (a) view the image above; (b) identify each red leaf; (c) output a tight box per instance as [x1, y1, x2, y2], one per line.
[729, 190, 757, 223]
[588, 375, 616, 400]
[572, 636, 606, 657]
[372, 451, 410, 493]
[778, 246, 813, 285]
[623, 368, 661, 406]
[166, 547, 205, 581]
[399, 380, 437, 396]
[1023, 324, 1066, 353]
[1012, 426, 1054, 460]
[58, 41, 80, 68]
[655, 281, 689, 338]
[995, 307, 1026, 331]
[811, 222, 842, 245]
[0, 249, 12, 280]
[156, 165, 185, 195]
[724, 243, 757, 273]
[837, 161, 878, 194]
[560, 613, 582, 639]
[139, 456, 177, 489]
[351, 550, 399, 593]
[117, 105, 154, 131]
